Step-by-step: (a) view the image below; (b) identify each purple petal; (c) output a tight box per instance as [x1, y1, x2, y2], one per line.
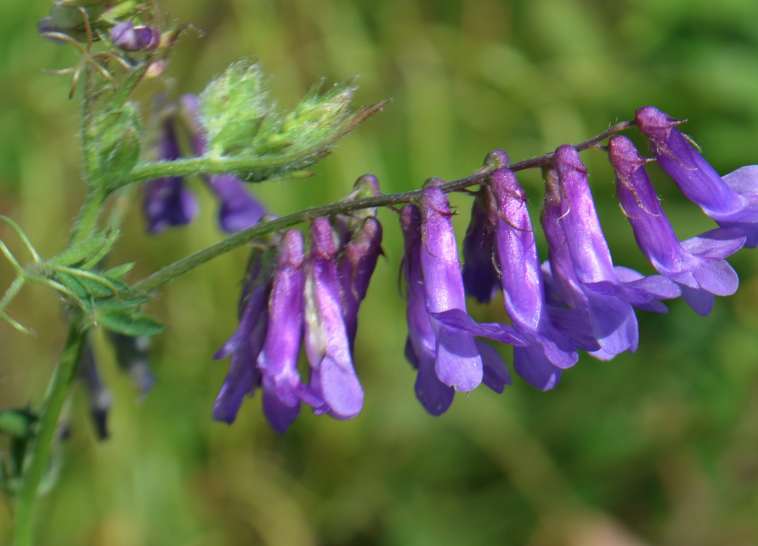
[636, 106, 746, 218]
[475, 340, 512, 394]
[414, 347, 455, 416]
[680, 228, 746, 259]
[257, 230, 306, 408]
[210, 174, 266, 232]
[212, 314, 267, 424]
[680, 284, 715, 316]
[462, 187, 500, 303]
[513, 343, 562, 391]
[303, 218, 364, 418]
[261, 376, 300, 434]
[338, 217, 383, 348]
[430, 308, 526, 346]
[433, 323, 483, 391]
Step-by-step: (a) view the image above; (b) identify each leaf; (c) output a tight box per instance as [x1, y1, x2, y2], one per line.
[103, 262, 135, 280]
[96, 310, 165, 337]
[81, 228, 120, 270]
[47, 231, 110, 267]
[94, 295, 150, 310]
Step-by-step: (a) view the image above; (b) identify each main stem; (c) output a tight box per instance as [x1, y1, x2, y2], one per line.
[13, 319, 87, 546]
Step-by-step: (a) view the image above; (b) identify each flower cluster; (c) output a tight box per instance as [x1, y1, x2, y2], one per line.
[396, 105, 751, 417]
[213, 176, 383, 432]
[215, 105, 757, 431]
[142, 94, 266, 234]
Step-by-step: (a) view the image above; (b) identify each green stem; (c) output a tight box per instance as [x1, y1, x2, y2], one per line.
[13, 319, 88, 546]
[133, 120, 634, 293]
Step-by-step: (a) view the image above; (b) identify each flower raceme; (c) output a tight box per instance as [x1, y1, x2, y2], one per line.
[211, 106, 756, 431]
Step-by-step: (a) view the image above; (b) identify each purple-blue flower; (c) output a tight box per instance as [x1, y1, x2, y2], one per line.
[303, 218, 364, 420]
[111, 20, 160, 51]
[143, 118, 198, 234]
[553, 145, 679, 359]
[212, 243, 277, 424]
[487, 167, 577, 390]
[256, 230, 307, 433]
[181, 94, 266, 232]
[462, 185, 500, 304]
[636, 106, 758, 247]
[401, 203, 455, 414]
[400, 192, 518, 414]
[79, 341, 111, 440]
[608, 135, 744, 316]
[338, 216, 383, 349]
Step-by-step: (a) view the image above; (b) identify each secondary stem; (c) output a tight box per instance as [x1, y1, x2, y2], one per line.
[134, 120, 633, 293]
[13, 319, 87, 546]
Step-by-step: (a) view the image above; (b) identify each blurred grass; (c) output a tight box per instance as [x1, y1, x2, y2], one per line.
[2, 0, 758, 544]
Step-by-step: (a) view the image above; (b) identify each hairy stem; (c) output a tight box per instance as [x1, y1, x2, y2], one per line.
[134, 120, 633, 293]
[13, 319, 88, 546]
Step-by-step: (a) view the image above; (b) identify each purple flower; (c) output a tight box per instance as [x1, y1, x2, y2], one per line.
[553, 145, 679, 359]
[181, 94, 266, 232]
[212, 243, 277, 424]
[401, 203, 455, 414]
[608, 135, 744, 316]
[338, 216, 383, 349]
[256, 230, 307, 433]
[636, 106, 758, 247]
[540, 167, 601, 353]
[111, 20, 160, 51]
[419, 185, 485, 392]
[487, 168, 577, 390]
[462, 186, 500, 303]
[143, 118, 198, 233]
[303, 218, 364, 420]
[400, 198, 518, 414]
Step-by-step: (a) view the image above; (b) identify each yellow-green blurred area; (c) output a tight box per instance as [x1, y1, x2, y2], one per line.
[3, 0, 758, 544]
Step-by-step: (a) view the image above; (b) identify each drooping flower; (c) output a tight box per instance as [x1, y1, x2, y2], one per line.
[400, 195, 518, 414]
[635, 106, 758, 247]
[553, 145, 679, 359]
[181, 94, 266, 232]
[256, 230, 308, 433]
[539, 167, 602, 353]
[111, 20, 161, 51]
[212, 241, 278, 423]
[338, 216, 383, 349]
[303, 218, 364, 420]
[401, 203, 455, 414]
[487, 167, 577, 390]
[334, 174, 384, 349]
[608, 135, 744, 315]
[462, 185, 500, 303]
[143, 117, 198, 233]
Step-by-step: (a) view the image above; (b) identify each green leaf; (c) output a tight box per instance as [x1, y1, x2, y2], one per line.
[80, 228, 120, 270]
[103, 262, 135, 280]
[47, 231, 110, 267]
[94, 295, 150, 310]
[96, 310, 165, 337]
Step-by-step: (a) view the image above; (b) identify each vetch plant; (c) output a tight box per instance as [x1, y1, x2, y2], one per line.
[2, 1, 758, 544]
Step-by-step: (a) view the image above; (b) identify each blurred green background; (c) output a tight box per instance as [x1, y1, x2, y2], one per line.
[3, 0, 758, 544]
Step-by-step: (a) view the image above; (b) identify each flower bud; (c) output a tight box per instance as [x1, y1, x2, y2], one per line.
[111, 20, 160, 51]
